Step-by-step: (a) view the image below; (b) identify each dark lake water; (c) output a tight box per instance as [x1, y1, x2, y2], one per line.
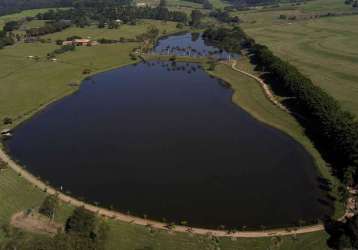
[153, 32, 239, 60]
[6, 61, 332, 229]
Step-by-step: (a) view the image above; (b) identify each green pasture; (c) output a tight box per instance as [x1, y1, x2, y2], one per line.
[244, 15, 358, 115]
[0, 8, 65, 29]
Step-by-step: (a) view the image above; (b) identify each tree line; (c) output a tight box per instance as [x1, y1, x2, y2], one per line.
[25, 21, 71, 37]
[36, 5, 188, 26]
[251, 43, 358, 184]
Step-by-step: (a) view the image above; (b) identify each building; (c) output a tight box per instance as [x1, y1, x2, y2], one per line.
[62, 39, 98, 46]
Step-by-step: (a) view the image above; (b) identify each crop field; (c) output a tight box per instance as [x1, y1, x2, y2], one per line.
[243, 15, 358, 115]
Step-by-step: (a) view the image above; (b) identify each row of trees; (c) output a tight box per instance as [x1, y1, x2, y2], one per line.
[251, 43, 358, 184]
[36, 5, 188, 25]
[25, 21, 71, 37]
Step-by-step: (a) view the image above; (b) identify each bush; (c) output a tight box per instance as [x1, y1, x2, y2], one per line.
[65, 207, 96, 237]
[3, 117, 12, 125]
[39, 195, 58, 218]
[82, 69, 91, 74]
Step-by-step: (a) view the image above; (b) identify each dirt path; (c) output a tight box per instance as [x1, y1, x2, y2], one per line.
[0, 147, 326, 238]
[11, 211, 61, 235]
[229, 60, 291, 113]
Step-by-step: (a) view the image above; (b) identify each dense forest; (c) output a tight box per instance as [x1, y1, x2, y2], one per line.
[202, 27, 253, 53]
[326, 215, 358, 249]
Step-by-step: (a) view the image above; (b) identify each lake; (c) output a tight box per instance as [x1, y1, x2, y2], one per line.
[5, 34, 332, 229]
[153, 32, 239, 59]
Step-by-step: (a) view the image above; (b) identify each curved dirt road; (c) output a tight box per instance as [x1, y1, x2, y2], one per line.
[0, 147, 325, 238]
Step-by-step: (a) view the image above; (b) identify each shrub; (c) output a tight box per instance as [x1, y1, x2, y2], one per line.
[39, 195, 59, 219]
[3, 117, 12, 125]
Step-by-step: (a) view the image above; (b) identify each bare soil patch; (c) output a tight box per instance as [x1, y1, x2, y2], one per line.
[10, 211, 62, 235]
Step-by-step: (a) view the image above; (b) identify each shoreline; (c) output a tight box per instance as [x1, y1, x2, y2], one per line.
[0, 147, 325, 237]
[0, 56, 329, 237]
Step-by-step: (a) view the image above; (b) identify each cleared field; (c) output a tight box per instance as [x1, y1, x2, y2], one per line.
[243, 15, 358, 115]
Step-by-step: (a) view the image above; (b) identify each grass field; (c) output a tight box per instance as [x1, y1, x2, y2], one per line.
[0, 8, 65, 29]
[243, 15, 358, 115]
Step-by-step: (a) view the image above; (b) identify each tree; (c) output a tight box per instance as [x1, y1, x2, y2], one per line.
[3, 21, 20, 32]
[65, 207, 96, 238]
[203, 0, 213, 9]
[3, 117, 12, 125]
[190, 10, 203, 27]
[159, 0, 167, 7]
[39, 195, 59, 219]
